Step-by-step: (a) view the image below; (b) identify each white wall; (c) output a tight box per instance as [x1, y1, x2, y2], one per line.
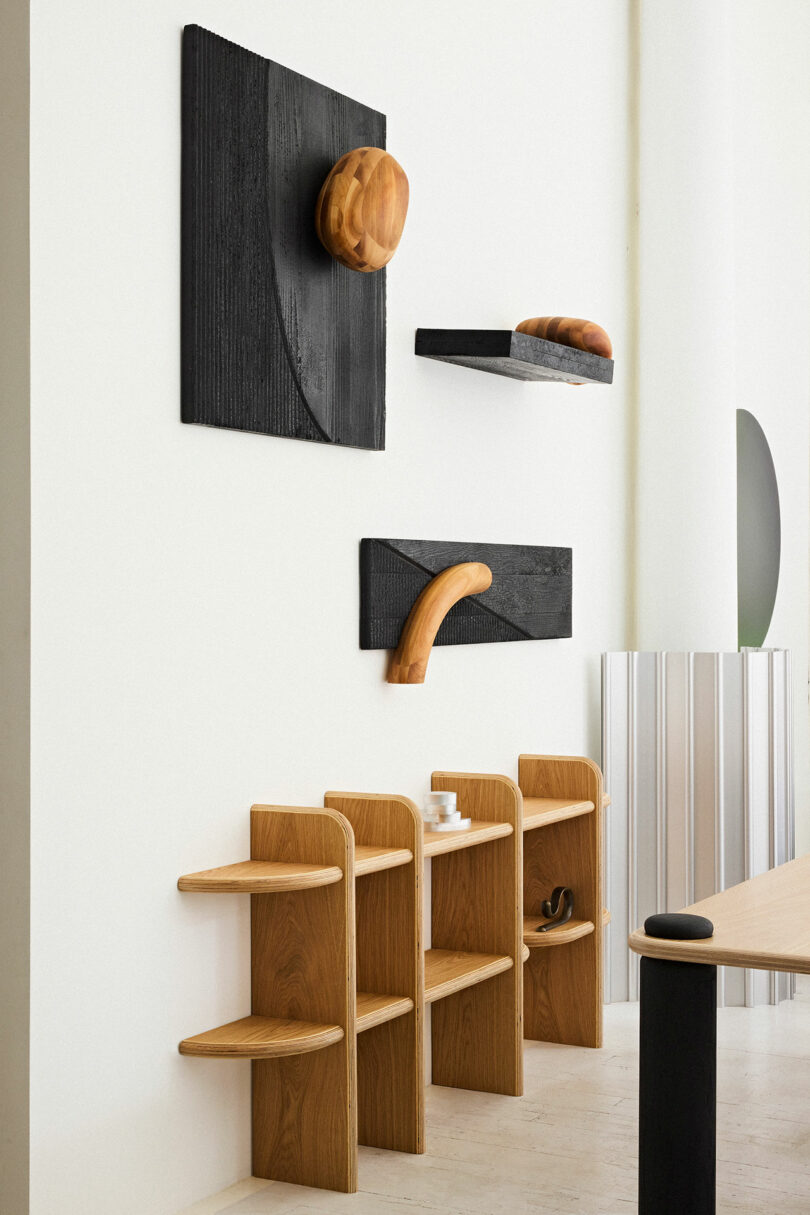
[633, 0, 810, 849]
[27, 2, 633, 1212]
[22, 2, 810, 1210]
[729, 0, 810, 853]
[635, 0, 738, 651]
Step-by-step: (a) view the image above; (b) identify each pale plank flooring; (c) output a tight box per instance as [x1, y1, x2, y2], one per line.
[180, 981, 810, 1214]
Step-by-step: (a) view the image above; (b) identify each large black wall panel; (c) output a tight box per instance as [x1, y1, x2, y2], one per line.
[182, 25, 386, 449]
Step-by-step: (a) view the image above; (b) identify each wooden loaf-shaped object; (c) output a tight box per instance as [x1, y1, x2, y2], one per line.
[516, 317, 613, 359]
[316, 147, 409, 273]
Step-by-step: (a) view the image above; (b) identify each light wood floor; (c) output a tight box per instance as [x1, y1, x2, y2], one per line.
[180, 980, 810, 1214]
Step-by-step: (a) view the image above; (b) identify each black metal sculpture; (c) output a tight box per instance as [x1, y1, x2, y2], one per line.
[536, 886, 574, 932]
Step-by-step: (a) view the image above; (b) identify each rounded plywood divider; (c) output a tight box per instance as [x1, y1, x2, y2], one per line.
[736, 409, 781, 648]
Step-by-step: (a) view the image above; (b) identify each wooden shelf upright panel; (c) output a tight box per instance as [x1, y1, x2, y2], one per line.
[519, 756, 604, 1048]
[325, 792, 425, 1156]
[428, 772, 523, 1096]
[249, 806, 357, 1192]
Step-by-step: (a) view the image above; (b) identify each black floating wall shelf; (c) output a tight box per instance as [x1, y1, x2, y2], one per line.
[360, 538, 572, 651]
[415, 329, 614, 385]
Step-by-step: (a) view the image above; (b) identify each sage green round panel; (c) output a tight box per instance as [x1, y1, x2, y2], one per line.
[737, 409, 780, 648]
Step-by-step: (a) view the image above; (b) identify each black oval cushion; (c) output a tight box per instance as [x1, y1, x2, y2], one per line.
[644, 912, 714, 940]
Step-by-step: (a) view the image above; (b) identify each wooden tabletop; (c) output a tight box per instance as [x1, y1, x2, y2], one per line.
[628, 854, 810, 974]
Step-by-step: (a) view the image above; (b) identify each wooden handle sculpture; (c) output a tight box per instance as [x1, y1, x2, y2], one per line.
[316, 147, 409, 272]
[515, 316, 613, 359]
[387, 563, 493, 685]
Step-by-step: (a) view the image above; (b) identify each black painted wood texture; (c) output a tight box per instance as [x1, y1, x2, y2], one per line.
[639, 957, 717, 1214]
[415, 329, 614, 384]
[182, 25, 386, 448]
[360, 538, 572, 650]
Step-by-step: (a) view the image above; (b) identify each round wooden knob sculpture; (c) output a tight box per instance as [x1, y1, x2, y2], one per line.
[315, 147, 409, 272]
[515, 316, 613, 359]
[388, 562, 493, 685]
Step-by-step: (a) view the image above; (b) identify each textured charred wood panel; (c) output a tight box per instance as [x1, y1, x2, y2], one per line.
[182, 25, 386, 449]
[415, 329, 614, 384]
[360, 539, 572, 650]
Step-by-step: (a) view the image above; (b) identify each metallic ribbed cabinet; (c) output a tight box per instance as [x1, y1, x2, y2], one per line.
[602, 650, 794, 1006]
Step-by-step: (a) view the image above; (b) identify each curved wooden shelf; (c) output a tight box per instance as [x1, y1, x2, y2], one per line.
[356, 992, 414, 1032]
[354, 844, 413, 876]
[522, 797, 595, 832]
[523, 916, 596, 948]
[177, 859, 343, 893]
[179, 1014, 344, 1059]
[424, 949, 513, 1003]
[423, 820, 513, 857]
[521, 944, 530, 963]
[522, 908, 609, 947]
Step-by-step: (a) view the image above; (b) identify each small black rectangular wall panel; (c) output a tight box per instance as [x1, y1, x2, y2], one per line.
[415, 329, 614, 384]
[360, 539, 572, 650]
[182, 26, 386, 449]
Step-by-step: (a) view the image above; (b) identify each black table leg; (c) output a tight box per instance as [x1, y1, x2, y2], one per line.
[638, 955, 717, 1214]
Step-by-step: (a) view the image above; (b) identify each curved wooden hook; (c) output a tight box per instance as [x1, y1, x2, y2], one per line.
[387, 562, 493, 685]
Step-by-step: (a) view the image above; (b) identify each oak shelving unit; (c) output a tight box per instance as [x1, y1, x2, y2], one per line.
[324, 791, 424, 1160]
[428, 771, 523, 1097]
[519, 754, 605, 1048]
[177, 758, 605, 1192]
[179, 805, 357, 1191]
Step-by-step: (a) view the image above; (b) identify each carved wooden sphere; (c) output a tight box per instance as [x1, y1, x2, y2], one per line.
[315, 147, 409, 273]
[516, 316, 613, 359]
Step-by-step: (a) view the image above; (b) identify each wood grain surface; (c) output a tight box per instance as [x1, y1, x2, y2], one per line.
[424, 949, 514, 1003]
[179, 1015, 344, 1058]
[355, 993, 414, 1032]
[429, 772, 524, 1096]
[250, 806, 357, 1191]
[515, 316, 613, 359]
[522, 797, 595, 831]
[177, 859, 343, 893]
[325, 792, 425, 1155]
[316, 147, 408, 272]
[388, 562, 492, 683]
[519, 756, 604, 1048]
[523, 916, 596, 949]
[354, 844, 413, 875]
[423, 819, 513, 857]
[629, 853, 810, 973]
[182, 25, 386, 449]
[360, 538, 572, 650]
